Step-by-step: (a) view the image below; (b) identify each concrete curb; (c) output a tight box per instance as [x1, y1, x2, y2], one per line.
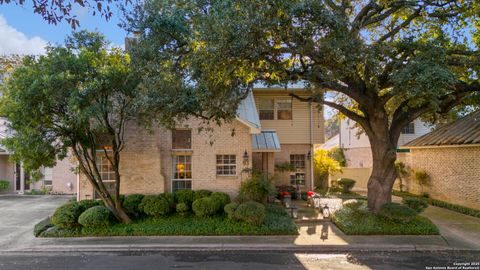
[1, 243, 462, 254]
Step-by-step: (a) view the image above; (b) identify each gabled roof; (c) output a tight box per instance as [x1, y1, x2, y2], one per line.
[236, 91, 261, 134]
[317, 134, 339, 150]
[404, 111, 480, 147]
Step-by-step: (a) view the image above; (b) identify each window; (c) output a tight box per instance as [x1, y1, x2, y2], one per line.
[172, 129, 191, 149]
[401, 122, 415, 134]
[216, 155, 236, 176]
[43, 167, 53, 186]
[290, 173, 306, 186]
[258, 98, 274, 120]
[290, 154, 306, 169]
[276, 100, 292, 120]
[94, 151, 116, 198]
[172, 155, 192, 192]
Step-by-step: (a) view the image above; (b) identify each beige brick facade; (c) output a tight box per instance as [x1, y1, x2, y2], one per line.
[343, 147, 372, 168]
[271, 144, 314, 192]
[402, 146, 480, 209]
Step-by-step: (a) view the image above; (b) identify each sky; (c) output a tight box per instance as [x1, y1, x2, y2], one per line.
[0, 2, 128, 55]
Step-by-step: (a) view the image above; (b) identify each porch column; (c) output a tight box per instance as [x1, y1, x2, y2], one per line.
[19, 163, 24, 194]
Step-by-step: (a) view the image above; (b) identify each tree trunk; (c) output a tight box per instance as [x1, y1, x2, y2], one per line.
[367, 140, 398, 213]
[103, 196, 132, 224]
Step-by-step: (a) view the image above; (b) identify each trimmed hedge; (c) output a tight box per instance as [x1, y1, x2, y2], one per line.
[174, 189, 195, 206]
[379, 202, 417, 223]
[192, 197, 218, 217]
[123, 194, 145, 216]
[78, 206, 112, 228]
[402, 196, 428, 213]
[0, 180, 10, 191]
[210, 192, 231, 212]
[78, 200, 102, 212]
[51, 202, 83, 229]
[337, 178, 356, 194]
[224, 202, 238, 219]
[193, 190, 212, 201]
[234, 201, 266, 226]
[34, 217, 53, 237]
[176, 203, 189, 215]
[139, 195, 171, 217]
[393, 190, 480, 218]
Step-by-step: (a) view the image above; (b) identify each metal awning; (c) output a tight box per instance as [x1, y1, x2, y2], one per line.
[252, 130, 281, 152]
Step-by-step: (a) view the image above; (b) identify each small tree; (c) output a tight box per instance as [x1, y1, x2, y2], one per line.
[0, 31, 140, 223]
[414, 169, 432, 194]
[314, 149, 342, 189]
[395, 161, 411, 192]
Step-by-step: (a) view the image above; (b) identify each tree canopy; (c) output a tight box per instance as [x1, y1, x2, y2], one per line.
[124, 0, 480, 211]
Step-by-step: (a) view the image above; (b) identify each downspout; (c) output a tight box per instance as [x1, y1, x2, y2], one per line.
[309, 102, 314, 190]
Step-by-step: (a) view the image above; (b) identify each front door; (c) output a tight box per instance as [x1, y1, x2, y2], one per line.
[15, 163, 21, 190]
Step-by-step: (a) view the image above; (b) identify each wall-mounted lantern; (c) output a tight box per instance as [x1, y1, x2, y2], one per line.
[307, 150, 312, 160]
[243, 150, 249, 166]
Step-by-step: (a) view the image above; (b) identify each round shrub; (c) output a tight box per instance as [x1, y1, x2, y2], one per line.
[224, 202, 238, 219]
[78, 200, 102, 212]
[123, 194, 145, 216]
[78, 206, 112, 228]
[159, 193, 175, 209]
[51, 202, 83, 229]
[192, 197, 218, 217]
[0, 180, 10, 191]
[174, 189, 195, 206]
[193, 189, 212, 201]
[176, 202, 189, 215]
[210, 192, 231, 212]
[337, 178, 356, 194]
[379, 202, 417, 223]
[402, 197, 428, 213]
[139, 195, 171, 217]
[234, 201, 266, 226]
[238, 172, 276, 203]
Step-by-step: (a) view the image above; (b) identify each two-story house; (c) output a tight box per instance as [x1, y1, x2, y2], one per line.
[77, 88, 324, 200]
[0, 117, 77, 194]
[339, 118, 432, 168]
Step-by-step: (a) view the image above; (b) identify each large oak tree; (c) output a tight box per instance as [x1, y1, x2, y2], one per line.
[124, 0, 480, 212]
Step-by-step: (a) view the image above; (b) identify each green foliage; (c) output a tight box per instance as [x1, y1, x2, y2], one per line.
[192, 197, 218, 217]
[274, 162, 295, 173]
[234, 201, 266, 226]
[78, 206, 112, 228]
[139, 195, 171, 217]
[78, 200, 102, 212]
[51, 202, 83, 229]
[393, 190, 480, 218]
[159, 193, 175, 209]
[0, 180, 10, 191]
[379, 203, 417, 223]
[314, 149, 342, 188]
[414, 170, 432, 188]
[39, 205, 298, 237]
[342, 199, 365, 211]
[122, 194, 145, 216]
[332, 207, 439, 235]
[210, 192, 231, 212]
[224, 202, 238, 220]
[328, 147, 346, 167]
[193, 190, 212, 201]
[174, 189, 195, 207]
[402, 197, 428, 213]
[395, 161, 410, 192]
[337, 178, 356, 194]
[238, 172, 276, 203]
[176, 203, 189, 216]
[33, 217, 53, 237]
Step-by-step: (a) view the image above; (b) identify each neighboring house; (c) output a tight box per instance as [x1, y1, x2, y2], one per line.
[78, 88, 324, 200]
[339, 118, 431, 168]
[400, 111, 480, 209]
[0, 117, 77, 194]
[316, 134, 339, 151]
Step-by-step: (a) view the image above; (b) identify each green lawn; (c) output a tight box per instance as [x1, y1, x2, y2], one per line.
[332, 208, 439, 235]
[39, 205, 299, 237]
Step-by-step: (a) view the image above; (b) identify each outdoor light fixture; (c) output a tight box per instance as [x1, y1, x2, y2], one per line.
[307, 150, 312, 160]
[243, 150, 249, 166]
[288, 205, 299, 219]
[322, 204, 331, 219]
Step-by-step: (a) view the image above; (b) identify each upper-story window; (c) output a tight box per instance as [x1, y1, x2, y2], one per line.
[276, 99, 292, 120]
[172, 129, 192, 149]
[258, 98, 274, 120]
[401, 122, 415, 134]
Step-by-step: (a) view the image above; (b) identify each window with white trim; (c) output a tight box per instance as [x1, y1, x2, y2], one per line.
[258, 98, 274, 120]
[43, 167, 53, 186]
[172, 155, 192, 192]
[94, 151, 116, 198]
[276, 99, 292, 120]
[401, 122, 415, 134]
[290, 154, 306, 169]
[216, 155, 236, 176]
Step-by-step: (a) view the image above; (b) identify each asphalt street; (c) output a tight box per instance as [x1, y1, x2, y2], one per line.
[0, 250, 479, 270]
